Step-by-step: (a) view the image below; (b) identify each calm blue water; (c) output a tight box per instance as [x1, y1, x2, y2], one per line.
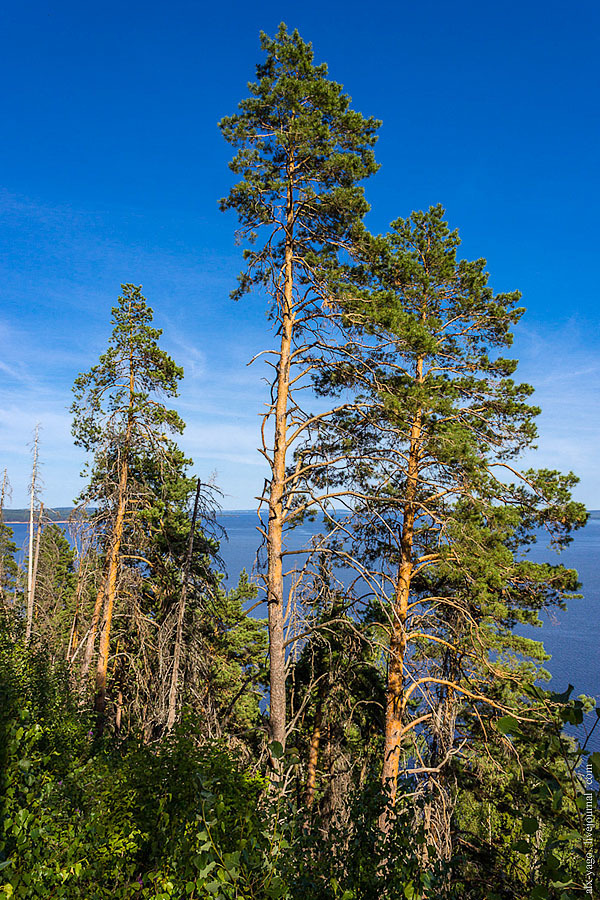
[8, 512, 599, 704]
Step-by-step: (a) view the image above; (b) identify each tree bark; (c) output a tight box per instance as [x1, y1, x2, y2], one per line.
[305, 700, 323, 809]
[94, 349, 135, 726]
[381, 357, 423, 808]
[266, 162, 295, 757]
[94, 455, 128, 723]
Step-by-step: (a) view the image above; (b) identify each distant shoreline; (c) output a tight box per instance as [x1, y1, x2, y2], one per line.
[4, 508, 600, 525]
[4, 520, 72, 525]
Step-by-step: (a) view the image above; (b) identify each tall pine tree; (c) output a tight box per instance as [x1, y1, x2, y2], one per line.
[72, 284, 186, 722]
[220, 23, 380, 753]
[310, 205, 586, 809]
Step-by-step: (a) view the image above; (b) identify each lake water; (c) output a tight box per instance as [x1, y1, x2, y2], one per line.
[7, 511, 599, 705]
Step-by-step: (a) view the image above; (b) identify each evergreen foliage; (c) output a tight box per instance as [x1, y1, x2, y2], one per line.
[0, 24, 597, 900]
[220, 21, 380, 754]
[219, 22, 380, 303]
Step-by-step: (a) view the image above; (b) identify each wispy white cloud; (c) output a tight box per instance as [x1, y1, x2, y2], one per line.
[0, 190, 597, 510]
[512, 321, 600, 506]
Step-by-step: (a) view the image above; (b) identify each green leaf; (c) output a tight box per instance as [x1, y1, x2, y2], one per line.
[529, 888, 549, 900]
[522, 816, 538, 834]
[497, 715, 519, 735]
[197, 861, 216, 879]
[551, 684, 574, 703]
[589, 752, 600, 781]
[513, 839, 531, 853]
[269, 741, 284, 760]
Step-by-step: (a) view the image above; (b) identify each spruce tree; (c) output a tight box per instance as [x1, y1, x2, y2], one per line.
[220, 22, 380, 753]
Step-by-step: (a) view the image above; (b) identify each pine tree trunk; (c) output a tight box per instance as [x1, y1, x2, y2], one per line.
[81, 580, 105, 681]
[94, 456, 128, 723]
[266, 164, 295, 757]
[94, 352, 135, 726]
[381, 556, 412, 801]
[305, 701, 323, 808]
[381, 357, 423, 810]
[115, 688, 124, 731]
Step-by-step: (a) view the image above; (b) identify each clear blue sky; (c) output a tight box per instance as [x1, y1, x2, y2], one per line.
[1, 0, 598, 508]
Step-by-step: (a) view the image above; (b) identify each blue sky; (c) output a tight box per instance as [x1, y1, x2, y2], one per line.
[1, 0, 598, 508]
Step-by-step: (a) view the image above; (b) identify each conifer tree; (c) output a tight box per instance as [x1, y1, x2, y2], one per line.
[220, 23, 380, 753]
[310, 205, 587, 809]
[72, 284, 185, 721]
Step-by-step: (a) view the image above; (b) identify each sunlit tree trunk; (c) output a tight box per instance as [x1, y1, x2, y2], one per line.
[94, 357, 134, 724]
[94, 456, 128, 722]
[267, 172, 295, 754]
[381, 358, 423, 806]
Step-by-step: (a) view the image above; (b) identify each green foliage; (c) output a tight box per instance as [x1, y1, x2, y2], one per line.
[194, 570, 267, 734]
[1, 26, 595, 900]
[288, 565, 385, 816]
[285, 780, 455, 899]
[71, 283, 184, 458]
[0, 520, 18, 602]
[452, 684, 599, 898]
[0, 633, 285, 899]
[220, 22, 380, 301]
[25, 523, 78, 658]
[11, 624, 595, 899]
